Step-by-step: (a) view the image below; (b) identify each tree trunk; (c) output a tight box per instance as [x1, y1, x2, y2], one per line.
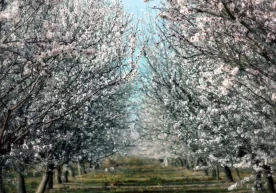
[81, 161, 86, 174]
[203, 169, 208, 176]
[95, 162, 101, 169]
[175, 158, 180, 167]
[224, 166, 234, 182]
[254, 169, 263, 191]
[199, 159, 208, 176]
[77, 163, 83, 175]
[36, 166, 53, 193]
[55, 166, 62, 184]
[173, 158, 177, 167]
[263, 165, 275, 193]
[46, 170, 53, 190]
[0, 166, 6, 193]
[17, 171, 27, 193]
[36, 173, 49, 193]
[78, 161, 86, 175]
[186, 159, 190, 169]
[195, 157, 200, 167]
[164, 157, 168, 167]
[187, 157, 193, 170]
[62, 170, 69, 183]
[182, 159, 186, 168]
[70, 165, 75, 178]
[235, 168, 241, 181]
[212, 168, 216, 179]
[216, 164, 220, 180]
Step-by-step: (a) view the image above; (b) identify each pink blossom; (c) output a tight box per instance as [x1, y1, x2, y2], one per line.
[253, 0, 264, 5]
[190, 33, 201, 42]
[43, 21, 50, 29]
[272, 1, 276, 9]
[229, 3, 235, 12]
[230, 67, 239, 76]
[157, 12, 177, 21]
[272, 93, 276, 102]
[84, 48, 94, 56]
[177, 0, 186, 7]
[219, 86, 229, 95]
[218, 3, 224, 11]
[173, 122, 181, 129]
[0, 1, 19, 22]
[46, 31, 54, 39]
[222, 78, 234, 89]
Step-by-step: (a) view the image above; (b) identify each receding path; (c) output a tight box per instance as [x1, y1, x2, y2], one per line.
[51, 166, 250, 193]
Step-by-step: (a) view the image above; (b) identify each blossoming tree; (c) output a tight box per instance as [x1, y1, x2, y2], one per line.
[142, 0, 276, 191]
[0, 0, 138, 193]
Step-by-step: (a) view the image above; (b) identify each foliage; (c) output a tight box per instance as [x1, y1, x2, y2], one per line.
[0, 0, 138, 192]
[139, 0, 276, 191]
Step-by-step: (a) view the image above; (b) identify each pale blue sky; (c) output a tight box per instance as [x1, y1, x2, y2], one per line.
[122, 0, 161, 18]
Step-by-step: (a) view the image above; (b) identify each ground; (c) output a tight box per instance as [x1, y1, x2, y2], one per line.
[12, 160, 255, 193]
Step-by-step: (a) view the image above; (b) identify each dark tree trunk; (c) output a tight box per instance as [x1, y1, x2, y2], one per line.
[216, 164, 220, 180]
[63, 170, 69, 183]
[212, 168, 216, 178]
[94, 162, 101, 169]
[186, 157, 193, 170]
[36, 166, 53, 193]
[203, 168, 208, 176]
[195, 157, 200, 167]
[254, 169, 263, 191]
[177, 158, 181, 167]
[173, 158, 177, 167]
[0, 166, 6, 193]
[224, 166, 234, 182]
[235, 168, 241, 181]
[199, 159, 208, 176]
[17, 171, 27, 193]
[185, 159, 190, 170]
[70, 165, 75, 178]
[190, 157, 194, 169]
[55, 166, 62, 184]
[263, 165, 275, 193]
[77, 163, 83, 175]
[46, 170, 53, 190]
[183, 159, 187, 168]
[62, 164, 75, 182]
[36, 173, 49, 193]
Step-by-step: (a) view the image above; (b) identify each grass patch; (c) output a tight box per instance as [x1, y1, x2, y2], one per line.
[2, 159, 259, 193]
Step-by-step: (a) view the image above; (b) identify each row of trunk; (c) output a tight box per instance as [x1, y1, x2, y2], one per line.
[0, 163, 78, 193]
[172, 157, 275, 193]
[0, 162, 275, 193]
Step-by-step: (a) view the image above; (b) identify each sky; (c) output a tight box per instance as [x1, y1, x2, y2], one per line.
[122, 0, 161, 18]
[120, 0, 163, 76]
